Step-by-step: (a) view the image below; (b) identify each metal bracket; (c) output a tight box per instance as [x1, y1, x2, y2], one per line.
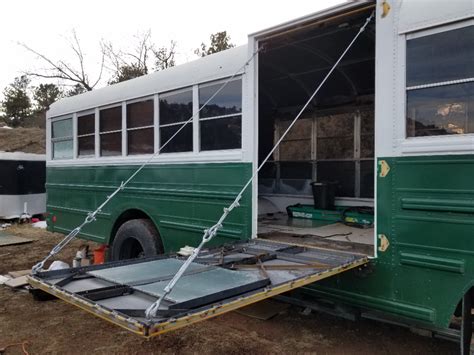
[378, 234, 390, 252]
[378, 160, 390, 178]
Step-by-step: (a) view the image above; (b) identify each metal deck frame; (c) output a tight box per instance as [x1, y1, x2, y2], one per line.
[28, 240, 368, 338]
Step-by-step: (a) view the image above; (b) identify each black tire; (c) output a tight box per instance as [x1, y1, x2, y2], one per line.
[110, 219, 163, 261]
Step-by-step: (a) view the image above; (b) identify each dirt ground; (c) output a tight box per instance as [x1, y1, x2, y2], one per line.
[0, 224, 458, 354]
[0, 128, 45, 154]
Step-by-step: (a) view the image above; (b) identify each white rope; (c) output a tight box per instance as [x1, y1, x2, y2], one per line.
[145, 11, 375, 318]
[31, 48, 262, 274]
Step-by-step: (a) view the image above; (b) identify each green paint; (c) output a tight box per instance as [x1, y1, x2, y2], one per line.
[47, 155, 474, 331]
[46, 162, 252, 252]
[303, 154, 474, 330]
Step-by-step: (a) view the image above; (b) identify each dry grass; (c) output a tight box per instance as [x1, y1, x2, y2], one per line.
[0, 127, 45, 154]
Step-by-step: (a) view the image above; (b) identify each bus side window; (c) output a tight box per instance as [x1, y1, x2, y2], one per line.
[100, 106, 122, 156]
[199, 78, 242, 151]
[51, 118, 73, 159]
[406, 25, 474, 137]
[127, 99, 154, 155]
[77, 113, 95, 157]
[159, 89, 193, 153]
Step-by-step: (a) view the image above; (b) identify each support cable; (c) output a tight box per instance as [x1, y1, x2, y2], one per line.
[144, 11, 375, 318]
[32, 48, 262, 274]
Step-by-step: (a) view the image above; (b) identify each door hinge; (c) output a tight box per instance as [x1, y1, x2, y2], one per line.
[381, 1, 391, 18]
[378, 234, 390, 252]
[378, 160, 390, 178]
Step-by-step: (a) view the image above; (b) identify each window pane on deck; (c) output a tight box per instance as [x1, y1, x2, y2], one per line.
[128, 128, 154, 155]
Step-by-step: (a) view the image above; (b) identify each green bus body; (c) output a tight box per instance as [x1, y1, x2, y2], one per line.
[307, 155, 474, 330]
[46, 155, 474, 330]
[47, 162, 253, 251]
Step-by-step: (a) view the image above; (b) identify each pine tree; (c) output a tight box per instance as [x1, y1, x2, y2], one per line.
[1, 76, 32, 127]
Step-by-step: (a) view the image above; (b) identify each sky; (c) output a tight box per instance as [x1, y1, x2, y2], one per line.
[0, 0, 344, 97]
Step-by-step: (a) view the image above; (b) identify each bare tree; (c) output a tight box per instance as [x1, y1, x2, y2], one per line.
[153, 40, 176, 71]
[20, 30, 105, 92]
[104, 31, 153, 84]
[105, 31, 176, 84]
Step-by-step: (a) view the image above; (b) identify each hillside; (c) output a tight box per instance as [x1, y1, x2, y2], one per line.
[0, 127, 46, 154]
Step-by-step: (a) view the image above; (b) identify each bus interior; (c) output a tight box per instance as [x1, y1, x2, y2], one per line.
[257, 7, 376, 256]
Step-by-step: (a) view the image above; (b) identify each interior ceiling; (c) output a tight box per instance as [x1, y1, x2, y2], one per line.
[259, 11, 375, 113]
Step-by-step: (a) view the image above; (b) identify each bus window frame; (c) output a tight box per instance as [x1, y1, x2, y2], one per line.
[405, 21, 474, 139]
[158, 86, 194, 154]
[77, 109, 96, 158]
[99, 104, 123, 157]
[397, 19, 474, 156]
[198, 76, 243, 152]
[125, 96, 155, 156]
[51, 116, 74, 160]
[48, 77, 245, 163]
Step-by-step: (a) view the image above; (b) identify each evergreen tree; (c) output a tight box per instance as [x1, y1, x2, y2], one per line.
[33, 83, 62, 113]
[1, 76, 32, 127]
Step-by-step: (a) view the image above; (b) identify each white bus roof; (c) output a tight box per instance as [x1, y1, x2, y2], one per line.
[249, 1, 369, 39]
[48, 45, 248, 118]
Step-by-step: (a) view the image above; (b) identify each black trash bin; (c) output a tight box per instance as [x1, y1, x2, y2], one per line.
[310, 181, 336, 210]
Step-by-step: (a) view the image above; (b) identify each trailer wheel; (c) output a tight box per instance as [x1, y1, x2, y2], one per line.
[110, 219, 163, 261]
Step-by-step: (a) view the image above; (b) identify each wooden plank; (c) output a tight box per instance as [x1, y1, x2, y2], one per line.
[5, 275, 29, 288]
[0, 234, 33, 247]
[8, 269, 31, 278]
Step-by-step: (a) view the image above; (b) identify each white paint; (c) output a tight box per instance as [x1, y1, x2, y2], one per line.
[374, 1, 474, 158]
[0, 152, 45, 161]
[397, 0, 474, 34]
[46, 149, 244, 167]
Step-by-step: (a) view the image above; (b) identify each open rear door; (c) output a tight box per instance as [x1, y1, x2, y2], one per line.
[28, 239, 367, 337]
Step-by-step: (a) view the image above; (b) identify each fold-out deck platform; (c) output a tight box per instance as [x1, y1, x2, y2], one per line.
[28, 239, 368, 338]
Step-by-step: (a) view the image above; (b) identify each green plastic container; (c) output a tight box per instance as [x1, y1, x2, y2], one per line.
[287, 204, 374, 227]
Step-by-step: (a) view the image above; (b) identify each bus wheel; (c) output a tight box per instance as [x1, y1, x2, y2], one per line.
[110, 219, 163, 261]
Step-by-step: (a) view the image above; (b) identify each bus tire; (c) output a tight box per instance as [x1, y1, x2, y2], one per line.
[110, 219, 163, 261]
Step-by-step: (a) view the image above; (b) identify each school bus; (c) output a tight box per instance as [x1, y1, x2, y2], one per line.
[43, 0, 474, 351]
